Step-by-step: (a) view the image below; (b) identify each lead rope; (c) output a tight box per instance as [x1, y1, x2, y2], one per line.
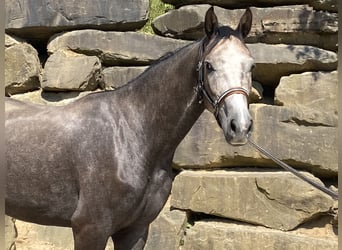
[247, 137, 338, 200]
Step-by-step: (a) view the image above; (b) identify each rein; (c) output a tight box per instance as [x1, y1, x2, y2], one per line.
[196, 39, 249, 119]
[248, 137, 338, 200]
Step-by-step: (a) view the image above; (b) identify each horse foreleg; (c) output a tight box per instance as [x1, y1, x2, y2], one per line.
[71, 220, 110, 250]
[71, 198, 111, 250]
[112, 226, 148, 250]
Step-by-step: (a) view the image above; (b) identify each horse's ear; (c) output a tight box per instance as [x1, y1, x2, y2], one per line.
[204, 6, 218, 39]
[236, 7, 252, 39]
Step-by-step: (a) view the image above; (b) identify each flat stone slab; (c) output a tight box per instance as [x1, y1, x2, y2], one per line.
[180, 220, 337, 250]
[5, 35, 41, 95]
[173, 104, 337, 177]
[153, 5, 337, 51]
[5, 0, 149, 41]
[248, 43, 337, 86]
[12, 219, 114, 250]
[275, 71, 337, 116]
[47, 30, 191, 66]
[162, 0, 338, 12]
[171, 170, 334, 230]
[42, 50, 102, 91]
[145, 198, 187, 250]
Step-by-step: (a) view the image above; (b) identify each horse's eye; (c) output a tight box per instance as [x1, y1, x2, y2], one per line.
[205, 62, 215, 72]
[251, 63, 256, 71]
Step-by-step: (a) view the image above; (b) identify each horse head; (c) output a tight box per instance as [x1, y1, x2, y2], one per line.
[198, 7, 254, 145]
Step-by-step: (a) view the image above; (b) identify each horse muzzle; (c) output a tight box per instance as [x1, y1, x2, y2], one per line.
[218, 103, 253, 146]
[226, 117, 253, 145]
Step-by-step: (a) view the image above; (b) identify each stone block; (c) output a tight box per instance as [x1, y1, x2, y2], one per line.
[180, 220, 337, 250]
[153, 5, 337, 51]
[14, 220, 74, 250]
[47, 30, 191, 66]
[5, 36, 41, 95]
[171, 170, 334, 230]
[42, 50, 102, 91]
[5, 0, 149, 41]
[248, 43, 337, 86]
[275, 71, 337, 116]
[162, 0, 338, 12]
[13, 220, 114, 249]
[144, 198, 187, 250]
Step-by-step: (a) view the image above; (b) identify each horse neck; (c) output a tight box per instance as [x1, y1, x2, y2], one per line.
[124, 41, 204, 152]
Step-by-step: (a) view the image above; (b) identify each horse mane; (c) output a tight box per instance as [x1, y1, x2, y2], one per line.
[150, 41, 195, 67]
[217, 26, 237, 38]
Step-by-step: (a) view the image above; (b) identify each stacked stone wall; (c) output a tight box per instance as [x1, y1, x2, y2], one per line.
[4, 0, 338, 249]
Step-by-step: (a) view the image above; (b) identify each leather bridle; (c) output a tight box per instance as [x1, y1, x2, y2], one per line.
[196, 38, 250, 119]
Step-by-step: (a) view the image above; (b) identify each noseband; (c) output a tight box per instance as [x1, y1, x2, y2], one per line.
[196, 38, 250, 119]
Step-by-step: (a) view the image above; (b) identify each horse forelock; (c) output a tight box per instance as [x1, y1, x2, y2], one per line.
[205, 25, 248, 54]
[217, 26, 237, 39]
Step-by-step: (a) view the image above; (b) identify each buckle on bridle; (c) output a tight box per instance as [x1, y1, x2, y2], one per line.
[196, 61, 205, 104]
[196, 61, 203, 72]
[194, 85, 204, 104]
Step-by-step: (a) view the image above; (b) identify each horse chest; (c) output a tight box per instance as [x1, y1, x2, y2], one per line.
[129, 166, 174, 225]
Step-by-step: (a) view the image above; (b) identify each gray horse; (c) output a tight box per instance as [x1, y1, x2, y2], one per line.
[6, 7, 254, 250]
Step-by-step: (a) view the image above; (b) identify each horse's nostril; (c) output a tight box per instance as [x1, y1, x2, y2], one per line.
[230, 119, 237, 133]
